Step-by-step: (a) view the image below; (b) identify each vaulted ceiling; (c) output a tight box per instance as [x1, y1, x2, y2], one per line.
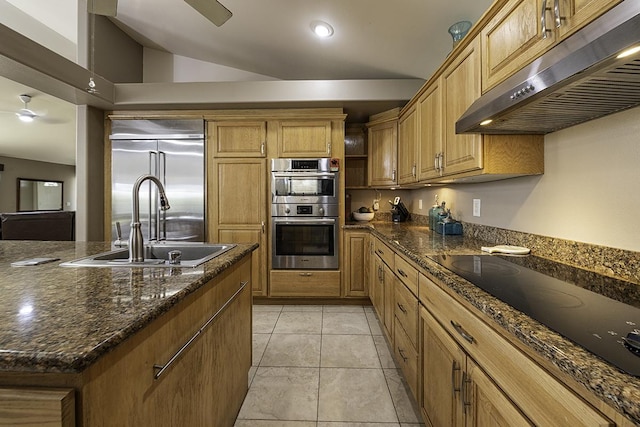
[0, 0, 493, 165]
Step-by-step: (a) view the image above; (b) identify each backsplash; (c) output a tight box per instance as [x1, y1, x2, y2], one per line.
[368, 212, 640, 285]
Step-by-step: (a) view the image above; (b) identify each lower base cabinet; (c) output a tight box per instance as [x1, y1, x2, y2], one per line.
[419, 272, 612, 427]
[81, 256, 253, 427]
[420, 305, 531, 426]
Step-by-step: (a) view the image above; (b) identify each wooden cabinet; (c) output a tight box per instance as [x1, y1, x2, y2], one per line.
[371, 237, 395, 340]
[277, 120, 332, 157]
[0, 388, 75, 427]
[482, 0, 621, 91]
[417, 80, 443, 181]
[481, 0, 556, 91]
[420, 305, 531, 427]
[81, 255, 253, 427]
[397, 104, 418, 185]
[419, 272, 612, 426]
[367, 109, 399, 188]
[371, 252, 385, 323]
[343, 230, 369, 297]
[269, 270, 341, 297]
[208, 158, 267, 296]
[558, 0, 622, 38]
[208, 121, 267, 157]
[442, 36, 483, 177]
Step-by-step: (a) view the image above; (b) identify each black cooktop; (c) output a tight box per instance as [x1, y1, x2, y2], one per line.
[428, 254, 640, 377]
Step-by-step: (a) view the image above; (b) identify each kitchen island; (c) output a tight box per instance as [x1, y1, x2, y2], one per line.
[346, 221, 640, 426]
[0, 240, 257, 426]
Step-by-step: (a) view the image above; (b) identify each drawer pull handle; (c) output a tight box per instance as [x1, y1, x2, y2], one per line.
[451, 360, 461, 396]
[397, 268, 408, 278]
[153, 280, 248, 380]
[450, 320, 475, 344]
[299, 272, 313, 277]
[376, 249, 384, 255]
[397, 302, 407, 314]
[398, 347, 408, 362]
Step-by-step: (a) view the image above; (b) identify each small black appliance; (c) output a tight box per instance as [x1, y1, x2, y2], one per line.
[390, 197, 410, 222]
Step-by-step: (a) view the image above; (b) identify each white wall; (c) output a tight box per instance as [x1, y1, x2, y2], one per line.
[143, 48, 279, 83]
[406, 106, 640, 252]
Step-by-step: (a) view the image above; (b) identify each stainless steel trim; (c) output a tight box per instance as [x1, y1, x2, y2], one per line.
[457, 0, 640, 134]
[153, 280, 248, 379]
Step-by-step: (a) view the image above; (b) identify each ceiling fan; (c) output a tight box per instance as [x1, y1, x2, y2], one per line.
[88, 0, 233, 26]
[0, 94, 65, 124]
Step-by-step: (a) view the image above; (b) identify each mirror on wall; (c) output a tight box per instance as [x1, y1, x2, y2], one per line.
[17, 178, 64, 211]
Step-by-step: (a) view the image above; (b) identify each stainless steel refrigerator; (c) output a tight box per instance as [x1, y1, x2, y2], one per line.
[110, 119, 205, 242]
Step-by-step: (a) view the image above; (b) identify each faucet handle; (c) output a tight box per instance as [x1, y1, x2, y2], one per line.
[114, 222, 128, 247]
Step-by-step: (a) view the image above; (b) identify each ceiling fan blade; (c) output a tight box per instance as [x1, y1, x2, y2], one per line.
[88, 0, 118, 16]
[184, 0, 232, 27]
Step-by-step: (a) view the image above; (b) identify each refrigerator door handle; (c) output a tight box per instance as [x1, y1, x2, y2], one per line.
[149, 151, 159, 241]
[159, 151, 167, 241]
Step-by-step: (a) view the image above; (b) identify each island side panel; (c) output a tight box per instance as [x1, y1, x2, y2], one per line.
[79, 255, 252, 427]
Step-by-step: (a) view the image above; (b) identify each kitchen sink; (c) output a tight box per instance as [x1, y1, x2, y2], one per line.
[60, 243, 236, 268]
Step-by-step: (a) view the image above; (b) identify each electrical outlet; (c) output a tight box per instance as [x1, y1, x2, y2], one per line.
[418, 199, 423, 210]
[373, 199, 379, 211]
[473, 199, 481, 217]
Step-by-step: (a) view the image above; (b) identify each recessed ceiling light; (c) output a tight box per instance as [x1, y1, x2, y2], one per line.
[480, 119, 493, 126]
[311, 21, 334, 38]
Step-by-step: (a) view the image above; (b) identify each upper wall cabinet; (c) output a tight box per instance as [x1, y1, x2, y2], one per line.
[277, 120, 333, 157]
[442, 37, 483, 176]
[482, 0, 621, 91]
[417, 80, 442, 181]
[397, 105, 418, 185]
[367, 109, 399, 188]
[209, 121, 267, 157]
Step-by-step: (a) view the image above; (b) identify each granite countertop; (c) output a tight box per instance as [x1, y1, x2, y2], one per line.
[345, 221, 640, 425]
[0, 241, 257, 374]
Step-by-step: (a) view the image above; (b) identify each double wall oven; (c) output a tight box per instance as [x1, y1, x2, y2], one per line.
[271, 158, 339, 270]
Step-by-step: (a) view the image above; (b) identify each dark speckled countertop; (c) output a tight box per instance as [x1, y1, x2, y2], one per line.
[0, 241, 257, 374]
[345, 221, 640, 425]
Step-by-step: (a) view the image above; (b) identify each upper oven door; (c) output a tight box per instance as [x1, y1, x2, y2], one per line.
[271, 172, 338, 204]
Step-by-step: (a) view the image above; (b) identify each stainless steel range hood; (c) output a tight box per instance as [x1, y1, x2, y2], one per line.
[457, 0, 640, 135]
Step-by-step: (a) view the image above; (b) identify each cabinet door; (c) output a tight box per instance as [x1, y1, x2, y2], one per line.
[466, 359, 533, 427]
[344, 231, 369, 297]
[372, 255, 386, 325]
[208, 159, 267, 294]
[398, 105, 418, 185]
[368, 121, 398, 187]
[219, 229, 266, 296]
[417, 81, 443, 180]
[277, 120, 332, 157]
[442, 36, 483, 177]
[421, 305, 465, 427]
[558, 0, 621, 39]
[209, 121, 267, 157]
[481, 0, 556, 91]
[383, 263, 395, 340]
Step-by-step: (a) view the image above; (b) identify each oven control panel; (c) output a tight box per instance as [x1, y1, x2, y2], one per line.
[271, 203, 339, 217]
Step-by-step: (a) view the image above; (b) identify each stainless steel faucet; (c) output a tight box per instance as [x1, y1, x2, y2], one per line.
[129, 174, 171, 262]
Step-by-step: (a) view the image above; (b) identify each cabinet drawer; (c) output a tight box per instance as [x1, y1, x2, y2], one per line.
[394, 317, 418, 398]
[394, 254, 418, 296]
[394, 281, 418, 348]
[270, 270, 341, 297]
[419, 275, 611, 426]
[374, 238, 395, 269]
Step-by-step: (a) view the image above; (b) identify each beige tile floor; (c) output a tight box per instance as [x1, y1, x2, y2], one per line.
[234, 304, 425, 427]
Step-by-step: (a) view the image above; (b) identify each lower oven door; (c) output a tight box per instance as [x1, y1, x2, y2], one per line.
[272, 217, 339, 269]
